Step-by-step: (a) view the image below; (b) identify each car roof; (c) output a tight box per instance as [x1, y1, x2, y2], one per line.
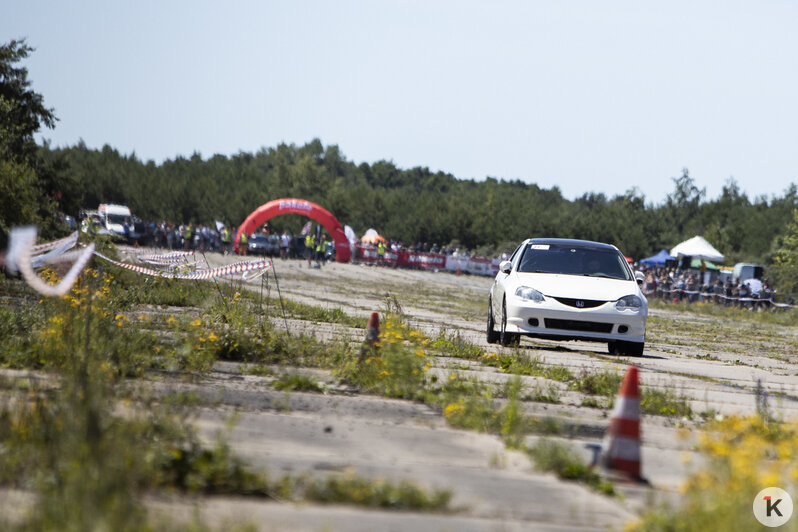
[525, 238, 619, 251]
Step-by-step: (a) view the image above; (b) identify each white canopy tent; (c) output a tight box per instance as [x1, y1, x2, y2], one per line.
[670, 236, 725, 263]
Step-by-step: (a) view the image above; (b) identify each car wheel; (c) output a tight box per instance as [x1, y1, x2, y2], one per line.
[486, 298, 499, 344]
[499, 299, 519, 347]
[609, 341, 644, 357]
[622, 341, 644, 357]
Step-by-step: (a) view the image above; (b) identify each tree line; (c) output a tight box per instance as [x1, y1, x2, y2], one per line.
[3, 38, 798, 291]
[38, 140, 797, 264]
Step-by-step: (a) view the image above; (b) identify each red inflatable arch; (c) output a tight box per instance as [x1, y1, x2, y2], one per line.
[233, 198, 351, 262]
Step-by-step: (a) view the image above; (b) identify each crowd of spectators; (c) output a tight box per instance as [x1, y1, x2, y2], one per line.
[82, 215, 335, 261]
[639, 266, 780, 309]
[364, 239, 479, 257]
[80, 213, 789, 309]
[80, 209, 491, 264]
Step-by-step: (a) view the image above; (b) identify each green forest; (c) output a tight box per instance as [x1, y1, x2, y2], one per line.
[3, 38, 798, 290]
[35, 141, 797, 265]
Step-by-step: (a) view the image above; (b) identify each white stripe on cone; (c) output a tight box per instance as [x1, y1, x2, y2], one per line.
[599, 366, 643, 479]
[610, 397, 640, 420]
[603, 435, 641, 462]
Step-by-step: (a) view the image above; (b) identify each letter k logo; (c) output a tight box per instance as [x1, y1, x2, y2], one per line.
[755, 488, 792, 526]
[765, 496, 783, 517]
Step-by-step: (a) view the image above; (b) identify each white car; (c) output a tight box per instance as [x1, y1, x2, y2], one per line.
[488, 238, 648, 356]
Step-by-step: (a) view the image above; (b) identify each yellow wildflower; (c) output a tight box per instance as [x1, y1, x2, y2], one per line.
[443, 401, 465, 419]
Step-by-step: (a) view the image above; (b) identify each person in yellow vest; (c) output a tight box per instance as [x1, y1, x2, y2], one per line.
[316, 236, 327, 265]
[238, 230, 248, 256]
[377, 240, 386, 265]
[184, 223, 193, 251]
[305, 233, 314, 267]
[221, 226, 231, 255]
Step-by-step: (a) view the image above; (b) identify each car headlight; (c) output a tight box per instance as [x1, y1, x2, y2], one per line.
[615, 294, 642, 311]
[515, 286, 545, 303]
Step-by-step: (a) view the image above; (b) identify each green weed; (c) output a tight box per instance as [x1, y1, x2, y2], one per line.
[480, 352, 575, 382]
[500, 377, 524, 447]
[569, 369, 622, 397]
[336, 315, 429, 400]
[431, 329, 485, 359]
[272, 373, 324, 393]
[298, 472, 452, 511]
[641, 388, 692, 417]
[525, 439, 614, 495]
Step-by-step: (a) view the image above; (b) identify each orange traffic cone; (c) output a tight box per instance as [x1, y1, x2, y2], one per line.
[358, 312, 380, 360]
[600, 365, 646, 482]
[365, 312, 380, 348]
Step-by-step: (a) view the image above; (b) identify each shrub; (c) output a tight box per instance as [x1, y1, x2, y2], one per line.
[630, 415, 798, 531]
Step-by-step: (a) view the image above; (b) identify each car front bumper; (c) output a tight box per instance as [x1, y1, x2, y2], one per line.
[505, 297, 646, 344]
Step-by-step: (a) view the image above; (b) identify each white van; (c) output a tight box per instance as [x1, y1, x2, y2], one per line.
[732, 263, 764, 284]
[98, 203, 132, 236]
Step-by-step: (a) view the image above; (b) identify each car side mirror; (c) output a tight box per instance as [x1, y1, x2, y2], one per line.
[635, 271, 645, 286]
[500, 260, 512, 274]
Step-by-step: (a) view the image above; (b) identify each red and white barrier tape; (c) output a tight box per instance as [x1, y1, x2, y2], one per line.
[92, 250, 272, 280]
[29, 231, 80, 255]
[135, 250, 196, 265]
[653, 287, 795, 309]
[7, 227, 95, 297]
[5, 227, 273, 297]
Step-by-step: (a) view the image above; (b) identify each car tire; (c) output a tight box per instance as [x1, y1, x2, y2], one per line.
[609, 341, 644, 357]
[622, 341, 645, 357]
[487, 298, 499, 344]
[499, 299, 520, 347]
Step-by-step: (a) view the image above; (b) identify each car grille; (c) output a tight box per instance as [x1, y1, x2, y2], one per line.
[551, 297, 606, 309]
[544, 318, 613, 333]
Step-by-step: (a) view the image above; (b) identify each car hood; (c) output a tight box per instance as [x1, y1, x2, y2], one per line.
[511, 272, 640, 301]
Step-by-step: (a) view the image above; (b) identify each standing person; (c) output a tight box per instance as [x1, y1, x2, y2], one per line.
[315, 235, 326, 266]
[166, 224, 175, 250]
[221, 226, 231, 255]
[198, 225, 207, 252]
[281, 232, 290, 260]
[377, 240, 386, 265]
[699, 260, 707, 286]
[238, 230, 248, 256]
[184, 223, 193, 251]
[305, 233, 314, 267]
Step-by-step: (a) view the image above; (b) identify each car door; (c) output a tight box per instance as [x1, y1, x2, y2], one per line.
[491, 242, 524, 320]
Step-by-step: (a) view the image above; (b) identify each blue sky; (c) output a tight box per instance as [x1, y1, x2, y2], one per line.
[5, 1, 797, 203]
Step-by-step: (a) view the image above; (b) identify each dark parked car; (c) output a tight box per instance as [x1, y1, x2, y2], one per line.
[248, 234, 277, 256]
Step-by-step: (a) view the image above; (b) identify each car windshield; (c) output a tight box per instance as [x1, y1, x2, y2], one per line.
[517, 243, 631, 280]
[106, 214, 127, 225]
[250, 235, 270, 243]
